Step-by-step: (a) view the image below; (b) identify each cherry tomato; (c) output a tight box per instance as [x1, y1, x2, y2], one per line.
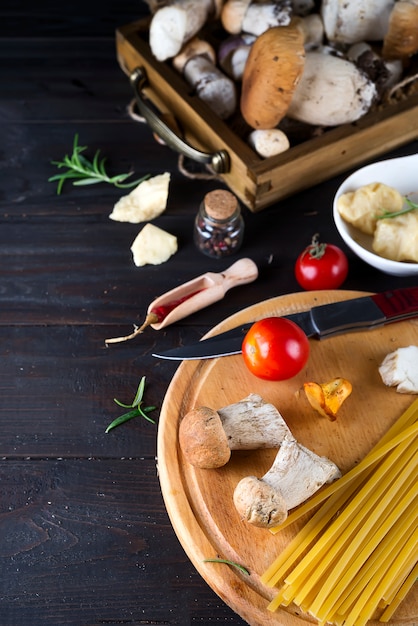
[242, 317, 310, 381]
[295, 234, 349, 291]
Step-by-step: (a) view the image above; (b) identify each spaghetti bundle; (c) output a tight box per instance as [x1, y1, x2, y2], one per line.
[261, 399, 418, 626]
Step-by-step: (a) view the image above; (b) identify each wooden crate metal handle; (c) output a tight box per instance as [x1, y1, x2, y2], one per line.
[129, 67, 230, 174]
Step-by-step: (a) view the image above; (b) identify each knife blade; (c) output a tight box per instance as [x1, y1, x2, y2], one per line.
[152, 287, 418, 360]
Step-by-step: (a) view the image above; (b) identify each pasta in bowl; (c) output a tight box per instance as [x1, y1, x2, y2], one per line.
[333, 154, 418, 277]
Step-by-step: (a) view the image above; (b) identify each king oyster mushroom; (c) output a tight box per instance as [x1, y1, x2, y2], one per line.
[233, 435, 341, 528]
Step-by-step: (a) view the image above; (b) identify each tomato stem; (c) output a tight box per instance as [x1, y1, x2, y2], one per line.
[308, 233, 327, 260]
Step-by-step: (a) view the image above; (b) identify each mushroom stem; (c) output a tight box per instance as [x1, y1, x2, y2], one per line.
[233, 437, 341, 528]
[287, 50, 378, 126]
[148, 0, 220, 61]
[321, 0, 395, 44]
[222, 0, 292, 36]
[179, 393, 293, 469]
[173, 37, 237, 119]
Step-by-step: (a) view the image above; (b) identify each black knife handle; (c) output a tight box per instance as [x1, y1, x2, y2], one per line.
[372, 287, 418, 321]
[310, 287, 418, 338]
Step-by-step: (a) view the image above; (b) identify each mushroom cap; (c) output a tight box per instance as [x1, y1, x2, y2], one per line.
[178, 406, 231, 469]
[240, 24, 306, 129]
[382, 0, 418, 60]
[221, 0, 252, 34]
[233, 476, 288, 528]
[173, 37, 216, 73]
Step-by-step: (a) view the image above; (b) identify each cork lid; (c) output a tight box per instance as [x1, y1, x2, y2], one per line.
[204, 189, 238, 220]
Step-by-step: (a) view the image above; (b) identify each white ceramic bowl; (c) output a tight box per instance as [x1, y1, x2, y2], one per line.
[333, 153, 418, 277]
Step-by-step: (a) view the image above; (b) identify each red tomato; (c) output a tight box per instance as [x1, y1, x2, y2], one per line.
[295, 234, 349, 291]
[242, 317, 310, 381]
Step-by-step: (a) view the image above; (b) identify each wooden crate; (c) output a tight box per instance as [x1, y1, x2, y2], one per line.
[116, 19, 418, 212]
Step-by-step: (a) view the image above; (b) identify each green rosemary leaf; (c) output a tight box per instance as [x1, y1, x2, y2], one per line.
[49, 134, 150, 194]
[73, 178, 105, 186]
[105, 408, 140, 433]
[376, 197, 418, 220]
[137, 404, 157, 424]
[203, 558, 250, 576]
[131, 376, 146, 407]
[106, 377, 157, 432]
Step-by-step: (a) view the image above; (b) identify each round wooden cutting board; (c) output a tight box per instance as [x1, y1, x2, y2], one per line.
[157, 290, 418, 626]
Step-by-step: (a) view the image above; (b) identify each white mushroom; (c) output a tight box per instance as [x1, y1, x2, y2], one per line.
[286, 51, 378, 126]
[173, 37, 237, 119]
[347, 42, 403, 95]
[221, 0, 293, 37]
[321, 0, 395, 44]
[148, 0, 222, 61]
[233, 436, 341, 528]
[294, 13, 324, 49]
[248, 128, 290, 158]
[218, 33, 256, 81]
[178, 393, 293, 469]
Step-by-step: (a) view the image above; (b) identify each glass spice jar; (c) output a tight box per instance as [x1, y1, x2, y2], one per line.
[194, 189, 244, 258]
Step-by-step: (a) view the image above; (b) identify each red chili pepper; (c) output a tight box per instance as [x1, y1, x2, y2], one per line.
[150, 289, 204, 323]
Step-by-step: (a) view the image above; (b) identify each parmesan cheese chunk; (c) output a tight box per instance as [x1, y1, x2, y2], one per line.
[109, 172, 170, 223]
[379, 346, 418, 394]
[130, 223, 178, 267]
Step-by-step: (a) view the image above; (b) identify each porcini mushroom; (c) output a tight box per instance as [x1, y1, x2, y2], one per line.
[178, 393, 293, 469]
[286, 50, 378, 126]
[218, 33, 256, 81]
[240, 23, 306, 129]
[247, 128, 290, 158]
[382, 0, 418, 61]
[347, 42, 403, 95]
[148, 0, 223, 61]
[233, 436, 341, 528]
[221, 0, 293, 36]
[173, 37, 237, 119]
[321, 0, 395, 44]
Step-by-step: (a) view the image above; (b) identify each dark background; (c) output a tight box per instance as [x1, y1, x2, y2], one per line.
[0, 2, 417, 625]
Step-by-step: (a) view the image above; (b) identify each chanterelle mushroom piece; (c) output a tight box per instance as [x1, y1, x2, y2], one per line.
[240, 23, 305, 129]
[148, 0, 222, 61]
[179, 393, 293, 469]
[321, 0, 395, 44]
[233, 436, 341, 528]
[286, 51, 378, 126]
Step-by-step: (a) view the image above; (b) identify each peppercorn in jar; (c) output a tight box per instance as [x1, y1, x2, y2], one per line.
[194, 189, 244, 258]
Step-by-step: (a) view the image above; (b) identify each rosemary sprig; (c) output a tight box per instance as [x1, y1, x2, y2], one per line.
[49, 134, 149, 195]
[105, 376, 157, 433]
[203, 558, 250, 576]
[376, 197, 418, 220]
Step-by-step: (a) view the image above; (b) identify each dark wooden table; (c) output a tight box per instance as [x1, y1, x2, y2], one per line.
[1, 3, 417, 625]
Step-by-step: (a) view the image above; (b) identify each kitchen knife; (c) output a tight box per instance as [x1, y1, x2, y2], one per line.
[152, 287, 418, 360]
